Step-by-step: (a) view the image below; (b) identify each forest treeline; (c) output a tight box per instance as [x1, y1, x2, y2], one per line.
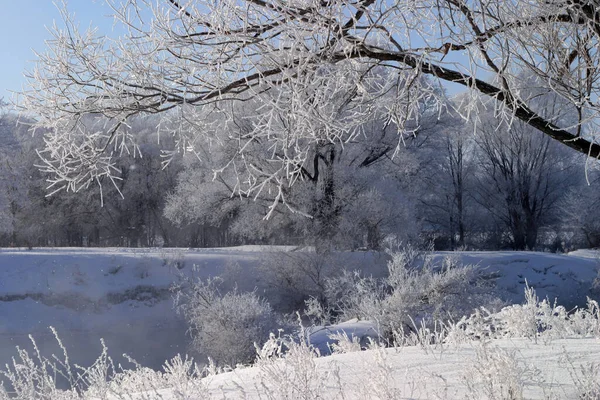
[1, 96, 598, 251]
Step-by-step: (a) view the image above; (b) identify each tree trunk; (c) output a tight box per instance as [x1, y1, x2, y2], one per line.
[509, 207, 527, 250]
[525, 214, 538, 250]
[314, 144, 337, 253]
[366, 224, 382, 251]
[457, 181, 465, 248]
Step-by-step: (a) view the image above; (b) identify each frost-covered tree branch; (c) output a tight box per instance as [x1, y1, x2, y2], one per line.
[19, 0, 600, 209]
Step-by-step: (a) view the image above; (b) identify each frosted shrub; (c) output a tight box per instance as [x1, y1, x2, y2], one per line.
[174, 277, 279, 367]
[0, 347, 80, 400]
[90, 355, 208, 400]
[357, 339, 403, 400]
[304, 296, 333, 326]
[556, 348, 600, 400]
[463, 343, 534, 400]
[574, 298, 600, 337]
[255, 330, 343, 399]
[592, 268, 600, 300]
[324, 269, 385, 326]
[565, 359, 600, 400]
[384, 254, 486, 322]
[447, 286, 600, 342]
[491, 284, 553, 342]
[444, 309, 495, 345]
[325, 246, 495, 340]
[0, 329, 209, 400]
[0, 329, 81, 400]
[327, 331, 363, 354]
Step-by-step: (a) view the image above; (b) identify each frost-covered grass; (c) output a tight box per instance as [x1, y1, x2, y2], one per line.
[319, 249, 499, 341]
[0, 330, 211, 400]
[182, 289, 600, 399]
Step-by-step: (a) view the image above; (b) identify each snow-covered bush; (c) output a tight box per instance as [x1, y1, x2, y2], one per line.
[324, 246, 497, 340]
[592, 267, 600, 300]
[446, 286, 600, 343]
[327, 331, 363, 355]
[356, 339, 404, 399]
[462, 344, 533, 400]
[174, 277, 279, 367]
[89, 355, 208, 400]
[0, 327, 87, 400]
[564, 355, 600, 400]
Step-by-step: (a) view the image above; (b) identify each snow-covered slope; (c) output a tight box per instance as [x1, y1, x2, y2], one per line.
[0, 246, 385, 297]
[430, 251, 600, 309]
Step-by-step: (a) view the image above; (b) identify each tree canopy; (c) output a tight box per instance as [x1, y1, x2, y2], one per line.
[18, 0, 600, 214]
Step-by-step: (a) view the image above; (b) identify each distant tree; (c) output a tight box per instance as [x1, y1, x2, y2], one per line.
[0, 112, 39, 246]
[417, 108, 477, 249]
[95, 116, 182, 247]
[0, 111, 185, 247]
[473, 112, 580, 250]
[562, 167, 600, 248]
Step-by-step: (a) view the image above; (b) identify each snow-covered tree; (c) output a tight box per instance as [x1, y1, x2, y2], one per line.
[0, 110, 42, 246]
[0, 110, 186, 247]
[163, 81, 431, 249]
[416, 106, 478, 249]
[93, 116, 183, 246]
[562, 166, 600, 248]
[472, 108, 581, 250]
[20, 0, 600, 216]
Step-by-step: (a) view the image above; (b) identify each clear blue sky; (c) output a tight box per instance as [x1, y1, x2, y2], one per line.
[0, 1, 115, 105]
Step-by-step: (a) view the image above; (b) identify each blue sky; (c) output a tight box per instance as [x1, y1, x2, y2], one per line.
[0, 1, 115, 105]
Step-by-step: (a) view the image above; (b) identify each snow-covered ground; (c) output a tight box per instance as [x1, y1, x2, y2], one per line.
[205, 338, 600, 399]
[0, 246, 599, 397]
[433, 250, 600, 309]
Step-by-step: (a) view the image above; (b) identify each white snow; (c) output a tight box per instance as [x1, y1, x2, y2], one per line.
[430, 251, 600, 309]
[203, 338, 600, 399]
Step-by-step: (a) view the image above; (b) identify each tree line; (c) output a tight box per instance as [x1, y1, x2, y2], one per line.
[1, 93, 598, 251]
